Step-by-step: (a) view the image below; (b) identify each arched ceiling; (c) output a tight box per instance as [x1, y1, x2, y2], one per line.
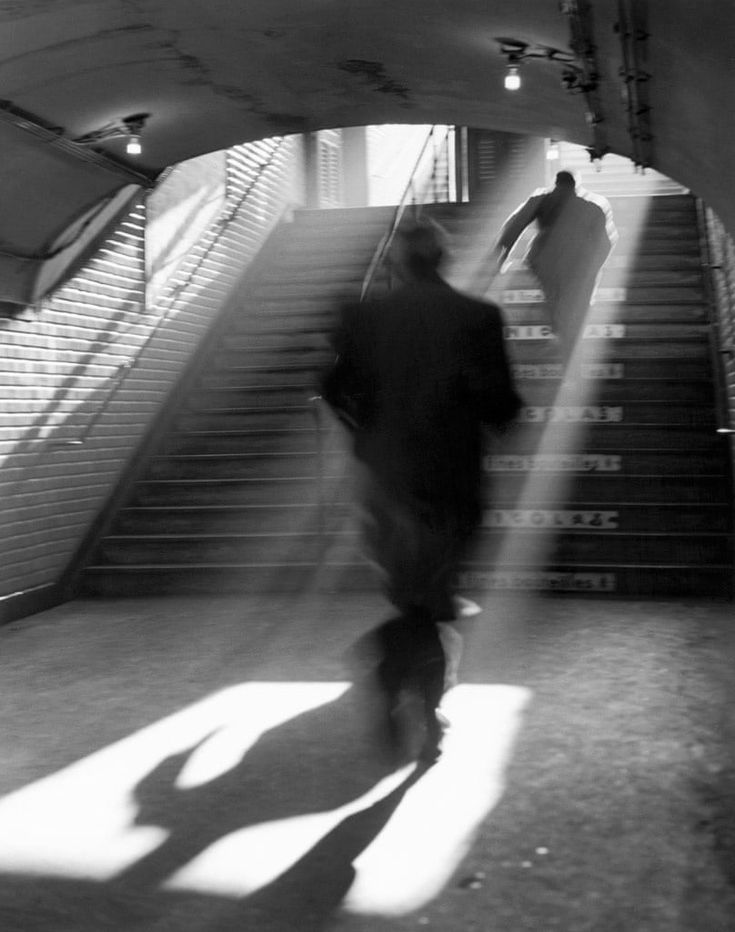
[0, 0, 734, 303]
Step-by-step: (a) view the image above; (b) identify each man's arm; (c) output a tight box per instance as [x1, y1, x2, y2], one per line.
[493, 195, 541, 272]
[466, 305, 523, 428]
[320, 304, 365, 431]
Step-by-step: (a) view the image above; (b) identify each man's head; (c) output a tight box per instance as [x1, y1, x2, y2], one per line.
[389, 218, 448, 281]
[555, 170, 578, 190]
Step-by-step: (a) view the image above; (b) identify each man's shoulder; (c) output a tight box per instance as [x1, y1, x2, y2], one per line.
[577, 188, 612, 213]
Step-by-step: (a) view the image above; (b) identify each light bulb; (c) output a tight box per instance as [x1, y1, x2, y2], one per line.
[126, 134, 142, 156]
[504, 65, 521, 91]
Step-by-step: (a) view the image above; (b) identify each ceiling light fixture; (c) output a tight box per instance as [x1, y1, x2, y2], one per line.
[496, 38, 582, 92]
[72, 112, 149, 157]
[504, 63, 522, 91]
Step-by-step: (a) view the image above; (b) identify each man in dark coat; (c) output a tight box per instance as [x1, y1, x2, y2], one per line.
[492, 170, 617, 366]
[322, 219, 521, 761]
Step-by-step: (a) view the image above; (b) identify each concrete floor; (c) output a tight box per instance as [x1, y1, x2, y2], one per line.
[1, 590, 734, 931]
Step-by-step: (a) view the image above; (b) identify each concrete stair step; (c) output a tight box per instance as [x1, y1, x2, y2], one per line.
[115, 500, 729, 537]
[479, 502, 731, 533]
[132, 473, 730, 511]
[188, 385, 318, 408]
[506, 341, 709, 362]
[199, 364, 318, 389]
[134, 476, 325, 506]
[173, 400, 716, 431]
[502, 305, 707, 326]
[468, 529, 731, 565]
[456, 562, 731, 598]
[117, 503, 326, 534]
[213, 346, 332, 370]
[513, 379, 713, 404]
[99, 531, 332, 564]
[488, 474, 731, 504]
[483, 447, 727, 475]
[96, 526, 730, 568]
[190, 378, 713, 407]
[501, 285, 704, 305]
[78, 560, 731, 599]
[512, 359, 712, 381]
[517, 401, 715, 427]
[503, 268, 703, 288]
[175, 406, 315, 433]
[147, 450, 326, 479]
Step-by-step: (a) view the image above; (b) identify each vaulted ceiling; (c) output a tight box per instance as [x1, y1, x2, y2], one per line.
[0, 0, 733, 304]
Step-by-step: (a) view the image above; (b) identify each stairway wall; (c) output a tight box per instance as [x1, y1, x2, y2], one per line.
[0, 137, 302, 623]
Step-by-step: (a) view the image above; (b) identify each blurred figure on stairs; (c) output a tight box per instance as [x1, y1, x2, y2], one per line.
[490, 169, 618, 371]
[322, 218, 521, 763]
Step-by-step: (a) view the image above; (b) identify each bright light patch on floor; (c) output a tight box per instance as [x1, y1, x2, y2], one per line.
[0, 681, 530, 916]
[0, 682, 349, 879]
[343, 684, 531, 915]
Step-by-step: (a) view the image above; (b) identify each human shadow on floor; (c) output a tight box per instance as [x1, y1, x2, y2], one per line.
[211, 763, 426, 932]
[114, 679, 422, 898]
[0, 760, 426, 932]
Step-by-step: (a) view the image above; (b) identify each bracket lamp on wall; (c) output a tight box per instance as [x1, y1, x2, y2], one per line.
[504, 61, 522, 91]
[72, 112, 150, 157]
[496, 38, 580, 92]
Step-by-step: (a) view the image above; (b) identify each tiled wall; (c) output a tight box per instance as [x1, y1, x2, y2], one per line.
[0, 135, 303, 615]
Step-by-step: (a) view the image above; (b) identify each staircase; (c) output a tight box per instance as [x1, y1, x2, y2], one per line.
[80, 151, 734, 599]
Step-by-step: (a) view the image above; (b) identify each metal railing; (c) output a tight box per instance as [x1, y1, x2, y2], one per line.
[696, 198, 735, 435]
[360, 125, 454, 301]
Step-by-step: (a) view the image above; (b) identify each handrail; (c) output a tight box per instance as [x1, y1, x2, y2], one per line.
[695, 197, 734, 435]
[360, 125, 452, 301]
[52, 137, 290, 447]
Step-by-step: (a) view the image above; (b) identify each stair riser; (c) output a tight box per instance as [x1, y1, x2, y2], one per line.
[199, 368, 317, 390]
[175, 404, 716, 432]
[213, 348, 331, 369]
[148, 454, 326, 480]
[151, 446, 726, 481]
[512, 381, 713, 405]
[475, 505, 731, 534]
[506, 342, 709, 362]
[503, 268, 704, 289]
[489, 475, 730, 504]
[176, 410, 314, 432]
[117, 505, 331, 534]
[99, 530, 728, 567]
[468, 533, 729, 565]
[79, 563, 732, 599]
[501, 305, 707, 326]
[457, 565, 732, 599]
[213, 338, 708, 367]
[188, 387, 317, 408]
[230, 305, 709, 332]
[117, 502, 729, 536]
[188, 381, 714, 407]
[100, 536, 328, 564]
[131, 475, 731, 510]
[134, 478, 322, 506]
